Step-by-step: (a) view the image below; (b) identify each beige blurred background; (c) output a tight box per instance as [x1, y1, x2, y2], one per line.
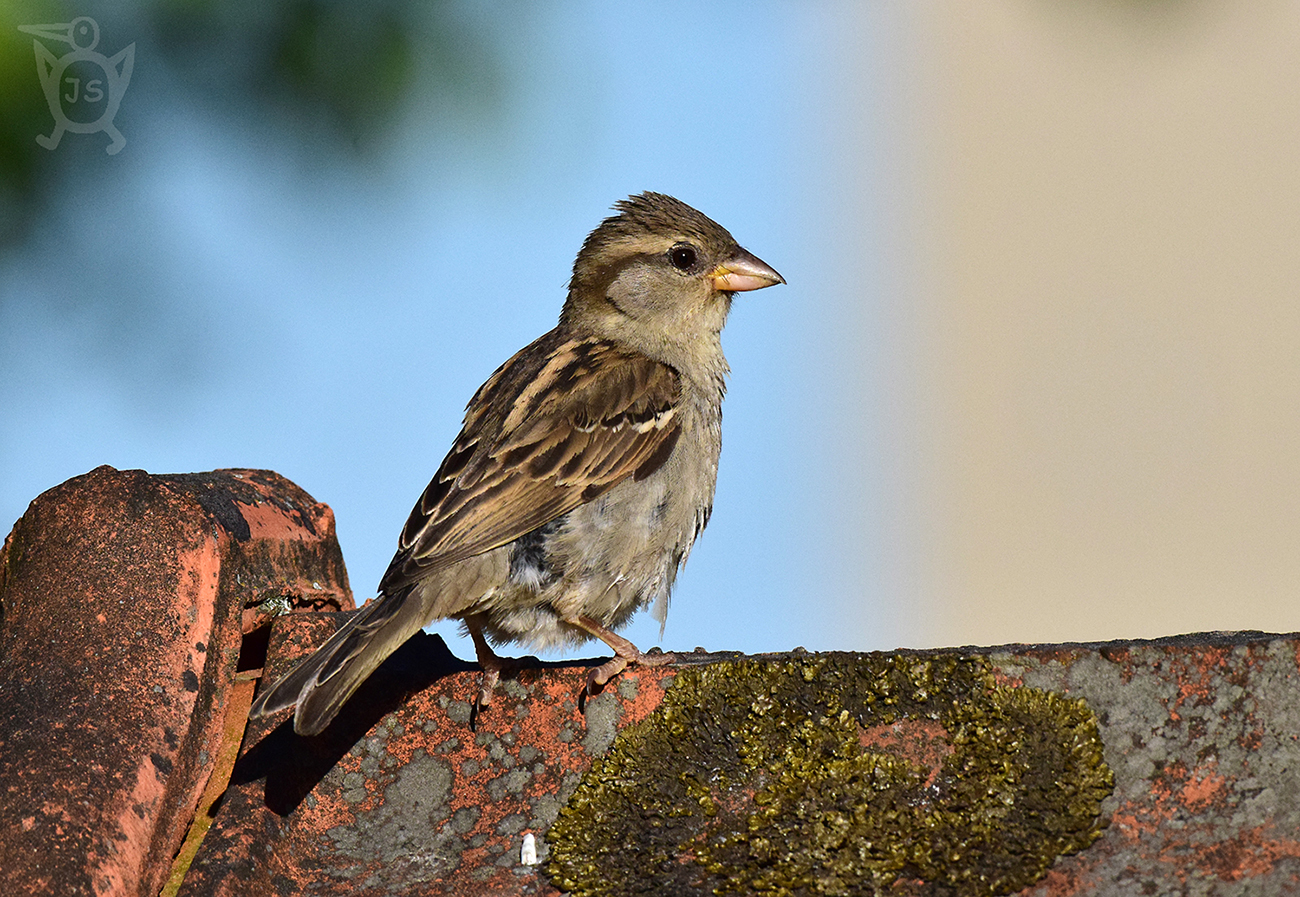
[873, 1, 1300, 648]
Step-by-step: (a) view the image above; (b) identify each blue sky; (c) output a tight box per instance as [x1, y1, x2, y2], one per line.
[1, 3, 901, 661]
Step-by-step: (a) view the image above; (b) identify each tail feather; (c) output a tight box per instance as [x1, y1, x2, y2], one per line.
[249, 587, 427, 735]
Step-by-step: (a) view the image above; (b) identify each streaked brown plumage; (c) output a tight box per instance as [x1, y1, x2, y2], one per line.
[249, 192, 783, 735]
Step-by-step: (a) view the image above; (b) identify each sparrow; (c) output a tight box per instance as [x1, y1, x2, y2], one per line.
[249, 192, 784, 735]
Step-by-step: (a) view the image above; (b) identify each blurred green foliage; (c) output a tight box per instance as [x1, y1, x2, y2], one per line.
[0, 0, 63, 243]
[0, 0, 502, 247]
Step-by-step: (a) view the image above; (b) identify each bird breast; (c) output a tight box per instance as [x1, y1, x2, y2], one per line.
[510, 382, 721, 620]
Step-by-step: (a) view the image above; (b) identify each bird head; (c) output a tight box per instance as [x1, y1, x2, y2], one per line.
[563, 193, 783, 357]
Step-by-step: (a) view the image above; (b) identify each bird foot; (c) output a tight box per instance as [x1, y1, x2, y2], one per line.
[466, 618, 541, 717]
[570, 614, 678, 700]
[584, 647, 677, 695]
[475, 652, 540, 709]
[476, 666, 500, 710]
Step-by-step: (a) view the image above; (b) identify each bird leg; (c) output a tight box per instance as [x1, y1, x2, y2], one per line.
[570, 615, 677, 694]
[466, 618, 536, 710]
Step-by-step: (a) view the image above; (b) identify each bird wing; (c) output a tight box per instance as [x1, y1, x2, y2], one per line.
[378, 334, 682, 594]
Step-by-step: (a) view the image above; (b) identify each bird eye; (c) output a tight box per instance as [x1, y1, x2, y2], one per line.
[668, 244, 698, 271]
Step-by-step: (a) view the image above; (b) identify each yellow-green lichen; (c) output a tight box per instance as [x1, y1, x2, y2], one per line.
[546, 654, 1113, 897]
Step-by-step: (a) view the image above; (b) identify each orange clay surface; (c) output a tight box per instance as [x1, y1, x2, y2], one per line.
[5, 468, 1299, 896]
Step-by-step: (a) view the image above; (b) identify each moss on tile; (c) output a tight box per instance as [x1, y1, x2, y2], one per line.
[546, 654, 1113, 897]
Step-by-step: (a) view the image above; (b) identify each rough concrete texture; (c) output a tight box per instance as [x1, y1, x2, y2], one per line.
[181, 624, 1300, 896]
[0, 466, 353, 897]
[999, 634, 1300, 895]
[4, 467, 1298, 895]
[180, 620, 663, 897]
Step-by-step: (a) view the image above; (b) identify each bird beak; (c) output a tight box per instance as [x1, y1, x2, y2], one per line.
[710, 249, 785, 293]
[17, 22, 74, 44]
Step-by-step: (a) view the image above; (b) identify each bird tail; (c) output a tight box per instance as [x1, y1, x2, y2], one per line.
[248, 586, 427, 736]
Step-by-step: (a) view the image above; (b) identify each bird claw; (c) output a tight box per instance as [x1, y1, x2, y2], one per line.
[566, 614, 680, 710]
[467, 620, 543, 723]
[472, 653, 540, 717]
[584, 656, 628, 695]
[475, 667, 501, 710]
[582, 649, 677, 699]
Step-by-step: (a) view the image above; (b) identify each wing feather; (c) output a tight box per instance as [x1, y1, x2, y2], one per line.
[379, 332, 682, 595]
